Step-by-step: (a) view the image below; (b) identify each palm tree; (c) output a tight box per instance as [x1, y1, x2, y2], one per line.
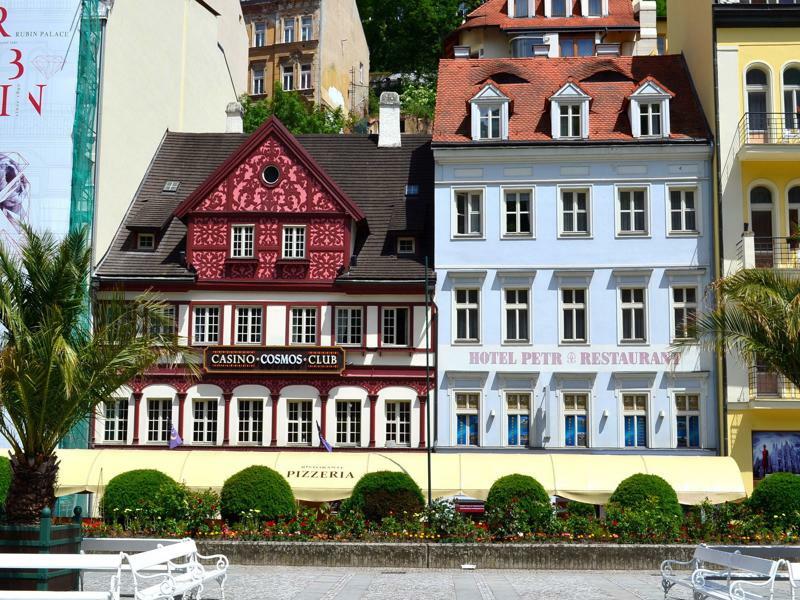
[0, 226, 193, 523]
[689, 269, 800, 389]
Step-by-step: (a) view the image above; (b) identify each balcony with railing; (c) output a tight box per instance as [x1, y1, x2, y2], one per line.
[734, 113, 800, 161]
[739, 232, 800, 269]
[749, 366, 800, 401]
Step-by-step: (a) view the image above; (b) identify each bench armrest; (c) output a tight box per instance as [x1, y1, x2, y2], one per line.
[194, 552, 229, 572]
[660, 558, 698, 576]
[730, 575, 779, 600]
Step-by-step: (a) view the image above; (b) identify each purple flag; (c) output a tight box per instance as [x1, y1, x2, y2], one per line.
[316, 421, 332, 453]
[169, 425, 183, 449]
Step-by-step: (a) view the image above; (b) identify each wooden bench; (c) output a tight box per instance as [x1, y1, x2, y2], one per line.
[661, 545, 783, 600]
[123, 538, 227, 600]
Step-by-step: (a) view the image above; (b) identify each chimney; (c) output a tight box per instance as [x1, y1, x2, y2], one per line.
[225, 101, 244, 134]
[378, 92, 401, 148]
[633, 0, 658, 56]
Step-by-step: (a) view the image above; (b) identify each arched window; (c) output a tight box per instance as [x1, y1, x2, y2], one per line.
[784, 66, 800, 129]
[746, 67, 769, 134]
[789, 186, 800, 235]
[751, 186, 774, 267]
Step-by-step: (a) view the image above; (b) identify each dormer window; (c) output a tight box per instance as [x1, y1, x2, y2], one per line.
[551, 0, 568, 16]
[508, 0, 531, 17]
[137, 232, 155, 251]
[582, 0, 607, 16]
[629, 79, 673, 139]
[550, 81, 591, 140]
[470, 83, 510, 141]
[397, 237, 415, 255]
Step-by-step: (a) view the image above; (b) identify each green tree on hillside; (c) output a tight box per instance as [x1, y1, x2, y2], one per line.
[242, 83, 347, 135]
[358, 0, 482, 76]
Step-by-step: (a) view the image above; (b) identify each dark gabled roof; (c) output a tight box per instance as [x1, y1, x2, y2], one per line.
[95, 131, 433, 283]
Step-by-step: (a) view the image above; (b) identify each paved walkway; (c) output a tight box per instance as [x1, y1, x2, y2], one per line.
[84, 565, 791, 599]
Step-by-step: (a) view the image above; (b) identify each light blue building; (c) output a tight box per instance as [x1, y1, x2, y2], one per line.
[432, 55, 716, 454]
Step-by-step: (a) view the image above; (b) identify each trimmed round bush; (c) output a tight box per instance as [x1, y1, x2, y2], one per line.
[0, 456, 11, 510]
[342, 471, 424, 522]
[220, 465, 295, 523]
[749, 472, 800, 526]
[609, 474, 681, 517]
[485, 474, 552, 531]
[101, 469, 185, 521]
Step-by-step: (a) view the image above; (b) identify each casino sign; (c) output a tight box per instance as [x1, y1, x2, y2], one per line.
[204, 346, 346, 374]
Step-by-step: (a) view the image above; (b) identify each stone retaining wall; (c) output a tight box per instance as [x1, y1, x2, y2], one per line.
[196, 541, 697, 570]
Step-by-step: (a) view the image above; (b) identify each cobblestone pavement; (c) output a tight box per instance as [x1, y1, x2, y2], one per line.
[83, 566, 796, 599]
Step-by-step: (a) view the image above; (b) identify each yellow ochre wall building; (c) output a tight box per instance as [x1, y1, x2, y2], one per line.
[669, 0, 800, 494]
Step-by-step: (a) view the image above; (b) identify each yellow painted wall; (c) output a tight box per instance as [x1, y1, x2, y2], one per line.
[729, 408, 800, 494]
[740, 162, 800, 236]
[319, 0, 370, 115]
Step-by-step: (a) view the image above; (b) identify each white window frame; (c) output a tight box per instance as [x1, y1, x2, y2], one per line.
[381, 307, 410, 347]
[501, 187, 535, 238]
[282, 64, 294, 91]
[237, 398, 265, 445]
[670, 286, 698, 342]
[558, 186, 592, 237]
[620, 392, 650, 449]
[385, 400, 411, 447]
[453, 288, 481, 344]
[192, 306, 220, 345]
[335, 400, 361, 446]
[559, 103, 582, 137]
[452, 189, 484, 239]
[137, 232, 155, 251]
[615, 186, 650, 237]
[666, 185, 700, 236]
[235, 306, 263, 345]
[559, 287, 589, 344]
[550, 83, 590, 139]
[231, 224, 255, 258]
[253, 22, 266, 47]
[146, 398, 172, 444]
[283, 17, 295, 43]
[618, 287, 648, 344]
[581, 0, 606, 17]
[300, 15, 312, 41]
[282, 225, 306, 259]
[299, 64, 312, 90]
[192, 398, 218, 445]
[334, 306, 363, 346]
[639, 102, 663, 137]
[103, 398, 129, 443]
[454, 391, 481, 447]
[469, 84, 510, 141]
[629, 83, 671, 139]
[674, 392, 701, 449]
[397, 237, 416, 254]
[560, 391, 590, 448]
[287, 399, 313, 445]
[503, 287, 530, 344]
[548, 0, 569, 17]
[290, 307, 317, 345]
[505, 391, 531, 448]
[252, 67, 265, 95]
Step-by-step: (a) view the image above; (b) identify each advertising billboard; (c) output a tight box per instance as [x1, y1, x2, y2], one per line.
[0, 0, 81, 246]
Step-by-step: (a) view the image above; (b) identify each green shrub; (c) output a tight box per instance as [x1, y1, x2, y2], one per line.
[566, 501, 596, 518]
[606, 498, 681, 543]
[485, 474, 552, 534]
[185, 488, 220, 536]
[0, 456, 10, 510]
[749, 472, 800, 528]
[609, 474, 682, 518]
[220, 466, 295, 524]
[101, 469, 186, 522]
[341, 471, 424, 522]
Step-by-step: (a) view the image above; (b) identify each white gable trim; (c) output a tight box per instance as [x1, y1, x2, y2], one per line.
[550, 82, 590, 140]
[550, 81, 591, 100]
[630, 80, 672, 99]
[471, 83, 509, 102]
[629, 81, 672, 139]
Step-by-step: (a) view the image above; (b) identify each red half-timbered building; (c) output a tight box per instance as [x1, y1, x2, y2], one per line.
[94, 116, 434, 451]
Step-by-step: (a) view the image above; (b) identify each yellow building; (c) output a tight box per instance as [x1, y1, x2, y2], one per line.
[669, 1, 800, 493]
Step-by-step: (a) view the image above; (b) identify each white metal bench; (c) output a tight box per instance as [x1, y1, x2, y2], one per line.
[123, 538, 227, 600]
[661, 545, 783, 600]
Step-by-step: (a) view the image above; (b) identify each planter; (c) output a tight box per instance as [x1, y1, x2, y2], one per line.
[0, 507, 82, 591]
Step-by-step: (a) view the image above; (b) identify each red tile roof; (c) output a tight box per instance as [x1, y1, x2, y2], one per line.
[433, 55, 710, 144]
[460, 0, 639, 32]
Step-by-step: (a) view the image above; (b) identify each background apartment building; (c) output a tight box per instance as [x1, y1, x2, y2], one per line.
[241, 0, 369, 116]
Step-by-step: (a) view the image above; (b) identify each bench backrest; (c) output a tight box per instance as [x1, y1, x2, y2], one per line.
[124, 539, 197, 572]
[82, 538, 180, 554]
[695, 546, 778, 577]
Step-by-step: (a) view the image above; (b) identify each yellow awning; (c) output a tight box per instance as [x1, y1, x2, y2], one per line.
[54, 449, 746, 505]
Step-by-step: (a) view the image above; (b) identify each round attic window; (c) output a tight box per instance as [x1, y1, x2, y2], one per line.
[262, 165, 280, 186]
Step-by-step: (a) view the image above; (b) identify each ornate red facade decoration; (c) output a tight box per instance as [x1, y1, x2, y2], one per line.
[186, 136, 350, 283]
